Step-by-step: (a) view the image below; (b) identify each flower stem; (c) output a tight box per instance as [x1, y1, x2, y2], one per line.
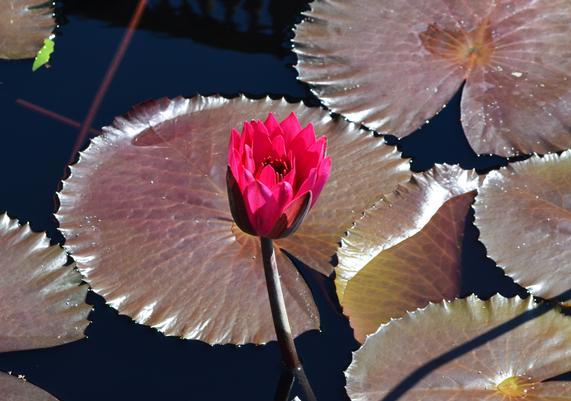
[273, 370, 294, 401]
[260, 237, 318, 401]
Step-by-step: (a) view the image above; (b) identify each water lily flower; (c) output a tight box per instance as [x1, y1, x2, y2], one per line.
[227, 112, 331, 239]
[227, 112, 331, 400]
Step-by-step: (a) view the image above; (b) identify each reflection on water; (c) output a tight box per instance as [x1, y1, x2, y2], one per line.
[62, 0, 309, 54]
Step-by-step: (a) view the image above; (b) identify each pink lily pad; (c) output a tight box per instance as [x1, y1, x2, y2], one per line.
[474, 150, 571, 306]
[0, 213, 90, 353]
[0, 373, 58, 401]
[346, 295, 571, 401]
[56, 96, 411, 345]
[0, 0, 54, 59]
[337, 165, 478, 341]
[294, 0, 571, 156]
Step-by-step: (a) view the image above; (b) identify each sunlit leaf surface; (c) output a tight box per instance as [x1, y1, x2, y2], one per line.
[346, 295, 571, 401]
[294, 0, 571, 157]
[56, 96, 410, 345]
[0, 0, 55, 59]
[337, 165, 478, 341]
[0, 373, 58, 401]
[474, 151, 571, 306]
[0, 214, 90, 353]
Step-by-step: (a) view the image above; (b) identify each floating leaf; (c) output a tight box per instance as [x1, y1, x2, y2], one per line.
[0, 214, 90, 353]
[0, 0, 55, 59]
[32, 35, 54, 71]
[337, 165, 478, 341]
[474, 151, 571, 306]
[346, 295, 571, 401]
[56, 96, 411, 345]
[294, 0, 571, 156]
[0, 373, 58, 401]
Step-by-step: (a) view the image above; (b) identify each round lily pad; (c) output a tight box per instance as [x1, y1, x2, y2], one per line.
[337, 165, 478, 341]
[0, 213, 90, 353]
[57, 96, 411, 344]
[294, 0, 571, 156]
[474, 150, 571, 306]
[346, 295, 571, 401]
[0, 373, 58, 401]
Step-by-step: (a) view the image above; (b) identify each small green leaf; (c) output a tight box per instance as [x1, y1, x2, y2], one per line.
[32, 36, 55, 71]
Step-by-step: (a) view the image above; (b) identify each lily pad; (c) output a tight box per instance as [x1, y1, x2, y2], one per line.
[0, 373, 58, 401]
[294, 0, 571, 157]
[346, 295, 571, 401]
[337, 165, 478, 341]
[474, 151, 571, 306]
[0, 0, 55, 59]
[56, 96, 411, 345]
[0, 213, 90, 353]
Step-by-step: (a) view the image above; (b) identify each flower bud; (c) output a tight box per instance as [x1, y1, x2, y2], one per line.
[227, 112, 331, 239]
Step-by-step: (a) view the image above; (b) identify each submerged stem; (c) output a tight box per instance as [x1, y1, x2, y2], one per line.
[260, 237, 318, 401]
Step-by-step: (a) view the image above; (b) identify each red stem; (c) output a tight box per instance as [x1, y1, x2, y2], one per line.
[71, 0, 147, 165]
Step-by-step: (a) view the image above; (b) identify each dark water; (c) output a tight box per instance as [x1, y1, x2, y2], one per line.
[0, 1, 551, 400]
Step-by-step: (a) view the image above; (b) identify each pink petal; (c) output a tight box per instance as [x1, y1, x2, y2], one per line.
[283, 165, 296, 188]
[265, 112, 279, 130]
[243, 144, 255, 173]
[264, 112, 284, 138]
[310, 156, 332, 207]
[296, 167, 318, 199]
[244, 179, 272, 211]
[257, 164, 277, 188]
[226, 167, 256, 236]
[229, 148, 242, 184]
[241, 122, 254, 150]
[241, 167, 255, 189]
[267, 190, 312, 239]
[233, 162, 254, 192]
[292, 145, 322, 188]
[229, 128, 241, 157]
[308, 136, 327, 159]
[289, 124, 317, 155]
[251, 120, 269, 138]
[272, 181, 294, 209]
[280, 112, 302, 142]
[244, 180, 279, 236]
[271, 134, 287, 158]
[252, 125, 273, 166]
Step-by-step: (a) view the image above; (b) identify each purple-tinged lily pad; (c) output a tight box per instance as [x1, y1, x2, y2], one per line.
[0, 0, 54, 59]
[294, 0, 571, 157]
[474, 150, 571, 305]
[56, 96, 411, 345]
[0, 373, 58, 401]
[346, 295, 571, 401]
[337, 165, 478, 342]
[0, 214, 90, 353]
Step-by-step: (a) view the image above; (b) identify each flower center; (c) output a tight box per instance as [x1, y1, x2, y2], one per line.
[496, 376, 536, 399]
[262, 156, 291, 181]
